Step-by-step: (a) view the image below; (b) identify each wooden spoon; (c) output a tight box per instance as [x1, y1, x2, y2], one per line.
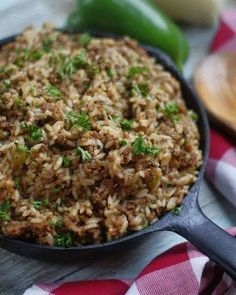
[193, 52, 236, 135]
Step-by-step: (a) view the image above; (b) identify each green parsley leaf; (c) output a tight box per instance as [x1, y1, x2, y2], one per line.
[53, 187, 61, 193]
[120, 139, 127, 146]
[79, 33, 92, 46]
[44, 84, 62, 99]
[67, 111, 91, 131]
[58, 56, 75, 79]
[48, 217, 64, 228]
[106, 68, 113, 78]
[132, 135, 159, 157]
[120, 119, 133, 131]
[27, 124, 43, 142]
[58, 50, 88, 79]
[191, 111, 199, 122]
[159, 103, 180, 122]
[42, 37, 53, 52]
[132, 83, 148, 97]
[172, 207, 181, 215]
[144, 145, 160, 157]
[0, 200, 10, 222]
[15, 49, 44, 66]
[128, 66, 148, 79]
[17, 144, 30, 154]
[15, 178, 20, 189]
[29, 50, 44, 61]
[43, 199, 49, 206]
[62, 156, 70, 168]
[16, 97, 25, 109]
[142, 224, 149, 229]
[0, 66, 5, 73]
[32, 200, 42, 210]
[76, 146, 92, 161]
[54, 232, 72, 247]
[32, 199, 49, 210]
[1, 201, 10, 211]
[132, 135, 146, 156]
[3, 79, 11, 88]
[55, 217, 64, 228]
[73, 49, 87, 68]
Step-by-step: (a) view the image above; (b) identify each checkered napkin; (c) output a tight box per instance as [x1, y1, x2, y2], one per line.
[206, 10, 236, 207]
[24, 11, 236, 295]
[24, 230, 236, 295]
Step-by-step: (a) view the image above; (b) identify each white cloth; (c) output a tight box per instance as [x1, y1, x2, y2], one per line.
[0, 0, 75, 39]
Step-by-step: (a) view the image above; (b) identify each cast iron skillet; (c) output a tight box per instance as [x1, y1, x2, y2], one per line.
[0, 32, 236, 279]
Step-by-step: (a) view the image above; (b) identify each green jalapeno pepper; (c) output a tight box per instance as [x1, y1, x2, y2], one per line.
[67, 0, 189, 70]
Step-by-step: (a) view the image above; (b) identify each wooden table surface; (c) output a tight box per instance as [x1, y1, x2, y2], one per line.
[0, 2, 236, 294]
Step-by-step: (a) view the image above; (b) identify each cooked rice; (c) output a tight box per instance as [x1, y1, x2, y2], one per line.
[0, 24, 202, 247]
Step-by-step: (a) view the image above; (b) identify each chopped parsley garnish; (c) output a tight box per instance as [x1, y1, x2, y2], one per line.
[15, 49, 44, 66]
[42, 37, 53, 52]
[62, 156, 70, 168]
[172, 207, 181, 215]
[58, 57, 75, 79]
[32, 200, 42, 210]
[132, 83, 148, 97]
[79, 33, 92, 46]
[128, 66, 148, 79]
[15, 178, 20, 189]
[16, 98, 25, 109]
[106, 68, 113, 78]
[29, 50, 44, 61]
[145, 145, 160, 156]
[67, 111, 91, 131]
[32, 199, 49, 210]
[53, 187, 61, 193]
[159, 103, 180, 122]
[0, 66, 5, 73]
[17, 144, 30, 154]
[58, 50, 87, 79]
[54, 232, 72, 247]
[0, 200, 10, 222]
[55, 217, 64, 228]
[44, 84, 62, 99]
[142, 224, 149, 229]
[191, 111, 199, 122]
[3, 79, 11, 88]
[120, 139, 127, 146]
[120, 119, 133, 131]
[76, 146, 92, 161]
[27, 124, 43, 142]
[73, 49, 87, 67]
[132, 135, 159, 157]
[110, 115, 133, 131]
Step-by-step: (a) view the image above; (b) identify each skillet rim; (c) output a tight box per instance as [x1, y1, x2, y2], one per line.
[0, 32, 209, 253]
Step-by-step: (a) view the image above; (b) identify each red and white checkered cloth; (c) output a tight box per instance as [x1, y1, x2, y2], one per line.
[24, 11, 236, 295]
[24, 230, 236, 295]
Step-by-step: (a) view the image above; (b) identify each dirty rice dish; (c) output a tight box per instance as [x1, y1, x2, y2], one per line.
[0, 24, 202, 247]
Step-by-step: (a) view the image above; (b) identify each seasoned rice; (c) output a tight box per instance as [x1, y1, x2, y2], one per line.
[0, 24, 202, 247]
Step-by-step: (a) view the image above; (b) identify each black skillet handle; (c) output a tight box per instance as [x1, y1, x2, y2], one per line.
[173, 203, 236, 280]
